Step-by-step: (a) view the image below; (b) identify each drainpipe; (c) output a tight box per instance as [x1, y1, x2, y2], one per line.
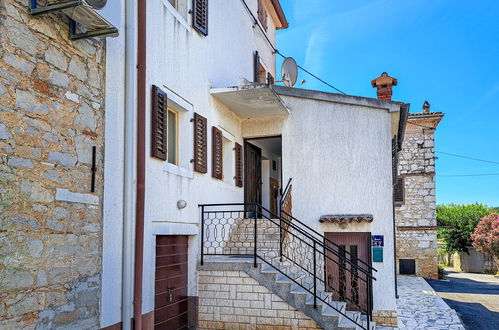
[122, 0, 136, 328]
[134, 0, 147, 328]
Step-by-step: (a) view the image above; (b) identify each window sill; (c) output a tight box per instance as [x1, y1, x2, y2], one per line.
[163, 0, 191, 31]
[164, 162, 194, 179]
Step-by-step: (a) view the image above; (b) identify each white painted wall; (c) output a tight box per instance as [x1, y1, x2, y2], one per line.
[262, 159, 271, 211]
[101, 0, 127, 326]
[103, 0, 399, 324]
[280, 95, 397, 311]
[140, 0, 279, 315]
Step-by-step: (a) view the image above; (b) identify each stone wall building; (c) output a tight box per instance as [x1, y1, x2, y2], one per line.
[394, 104, 444, 279]
[0, 0, 106, 328]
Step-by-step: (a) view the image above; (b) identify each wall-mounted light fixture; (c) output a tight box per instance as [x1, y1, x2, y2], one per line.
[177, 200, 187, 210]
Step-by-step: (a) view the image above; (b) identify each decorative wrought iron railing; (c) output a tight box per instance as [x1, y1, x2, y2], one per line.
[199, 203, 376, 330]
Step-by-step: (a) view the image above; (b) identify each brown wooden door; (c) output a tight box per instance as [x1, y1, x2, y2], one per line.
[324, 232, 370, 312]
[244, 142, 262, 209]
[154, 235, 189, 330]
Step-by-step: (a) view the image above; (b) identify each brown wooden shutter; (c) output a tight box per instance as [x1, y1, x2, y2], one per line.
[235, 142, 243, 187]
[151, 85, 167, 161]
[254, 51, 260, 83]
[392, 136, 398, 184]
[257, 0, 268, 31]
[193, 113, 207, 173]
[192, 0, 208, 36]
[267, 72, 275, 85]
[212, 127, 223, 180]
[394, 177, 405, 204]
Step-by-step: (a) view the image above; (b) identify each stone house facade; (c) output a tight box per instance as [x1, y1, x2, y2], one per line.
[394, 107, 444, 279]
[0, 0, 106, 328]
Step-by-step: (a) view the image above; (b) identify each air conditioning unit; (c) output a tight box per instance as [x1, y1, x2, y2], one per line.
[29, 0, 120, 40]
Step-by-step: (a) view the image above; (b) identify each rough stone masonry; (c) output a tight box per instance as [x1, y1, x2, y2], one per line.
[0, 0, 105, 328]
[395, 109, 444, 280]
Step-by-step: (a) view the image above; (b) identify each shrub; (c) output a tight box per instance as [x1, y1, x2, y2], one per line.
[437, 203, 497, 253]
[471, 213, 499, 258]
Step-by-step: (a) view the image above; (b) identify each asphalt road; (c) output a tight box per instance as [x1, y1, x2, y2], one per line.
[426, 269, 499, 330]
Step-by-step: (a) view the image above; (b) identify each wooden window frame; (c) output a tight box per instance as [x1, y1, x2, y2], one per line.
[394, 176, 405, 206]
[257, 0, 268, 31]
[151, 85, 168, 161]
[192, 0, 208, 36]
[193, 112, 208, 173]
[167, 107, 179, 165]
[235, 142, 243, 187]
[212, 126, 223, 180]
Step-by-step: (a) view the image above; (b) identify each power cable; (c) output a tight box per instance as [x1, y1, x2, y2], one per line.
[437, 173, 499, 177]
[239, 0, 346, 94]
[435, 151, 499, 166]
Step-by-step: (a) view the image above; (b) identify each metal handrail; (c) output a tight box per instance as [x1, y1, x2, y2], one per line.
[199, 203, 373, 330]
[281, 177, 292, 199]
[277, 179, 374, 273]
[200, 203, 376, 278]
[279, 208, 377, 273]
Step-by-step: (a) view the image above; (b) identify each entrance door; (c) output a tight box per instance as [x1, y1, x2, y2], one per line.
[244, 142, 262, 210]
[324, 232, 371, 312]
[154, 235, 189, 330]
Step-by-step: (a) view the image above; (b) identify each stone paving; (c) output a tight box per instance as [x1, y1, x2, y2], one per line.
[377, 275, 465, 330]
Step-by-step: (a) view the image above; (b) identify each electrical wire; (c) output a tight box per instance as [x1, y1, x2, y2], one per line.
[239, 0, 346, 94]
[435, 151, 499, 165]
[437, 173, 499, 177]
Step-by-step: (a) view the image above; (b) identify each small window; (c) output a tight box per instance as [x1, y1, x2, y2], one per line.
[168, 0, 188, 20]
[257, 0, 268, 31]
[222, 136, 233, 184]
[167, 108, 178, 165]
[399, 259, 416, 275]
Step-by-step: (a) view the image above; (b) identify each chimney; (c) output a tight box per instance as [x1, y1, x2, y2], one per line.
[371, 72, 398, 101]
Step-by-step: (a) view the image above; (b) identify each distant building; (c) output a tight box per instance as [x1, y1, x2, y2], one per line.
[394, 102, 444, 279]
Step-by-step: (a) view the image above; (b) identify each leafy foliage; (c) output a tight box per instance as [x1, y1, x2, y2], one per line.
[437, 203, 498, 253]
[471, 213, 499, 258]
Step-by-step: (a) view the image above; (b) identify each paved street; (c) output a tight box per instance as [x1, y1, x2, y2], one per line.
[378, 275, 465, 330]
[426, 269, 499, 330]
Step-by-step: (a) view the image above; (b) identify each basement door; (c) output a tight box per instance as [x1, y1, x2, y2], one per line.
[154, 235, 189, 330]
[244, 142, 262, 211]
[324, 232, 371, 312]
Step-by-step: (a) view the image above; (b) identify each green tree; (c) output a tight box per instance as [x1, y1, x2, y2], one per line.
[437, 203, 498, 253]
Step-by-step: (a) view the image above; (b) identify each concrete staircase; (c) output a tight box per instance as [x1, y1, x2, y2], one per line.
[199, 256, 375, 330]
[207, 218, 376, 330]
[223, 218, 281, 258]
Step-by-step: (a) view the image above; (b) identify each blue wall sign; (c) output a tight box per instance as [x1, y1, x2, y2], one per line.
[372, 247, 383, 262]
[372, 235, 384, 247]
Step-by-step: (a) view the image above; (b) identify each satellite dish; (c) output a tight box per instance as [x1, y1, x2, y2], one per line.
[281, 57, 298, 87]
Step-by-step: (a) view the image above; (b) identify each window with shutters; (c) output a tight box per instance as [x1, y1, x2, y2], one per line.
[212, 127, 223, 180]
[167, 108, 178, 165]
[235, 143, 243, 187]
[222, 137, 234, 184]
[394, 176, 405, 205]
[258, 0, 268, 31]
[167, 0, 188, 20]
[192, 0, 208, 36]
[151, 85, 168, 161]
[193, 113, 207, 173]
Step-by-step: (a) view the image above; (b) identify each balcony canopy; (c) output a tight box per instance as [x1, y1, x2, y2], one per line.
[210, 84, 289, 119]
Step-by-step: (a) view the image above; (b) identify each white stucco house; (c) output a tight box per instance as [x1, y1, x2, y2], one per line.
[101, 0, 408, 329]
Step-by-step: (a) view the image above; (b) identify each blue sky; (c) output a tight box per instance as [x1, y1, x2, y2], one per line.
[276, 0, 499, 207]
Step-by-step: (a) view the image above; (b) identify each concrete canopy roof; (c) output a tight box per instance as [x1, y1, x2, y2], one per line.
[210, 85, 289, 119]
[273, 85, 407, 137]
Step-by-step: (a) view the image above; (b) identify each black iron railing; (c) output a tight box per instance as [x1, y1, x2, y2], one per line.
[199, 203, 375, 330]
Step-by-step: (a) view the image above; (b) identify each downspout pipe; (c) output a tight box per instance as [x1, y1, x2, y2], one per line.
[134, 0, 146, 328]
[122, 0, 136, 327]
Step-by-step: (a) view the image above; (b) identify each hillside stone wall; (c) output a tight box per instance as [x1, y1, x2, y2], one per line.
[0, 0, 105, 328]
